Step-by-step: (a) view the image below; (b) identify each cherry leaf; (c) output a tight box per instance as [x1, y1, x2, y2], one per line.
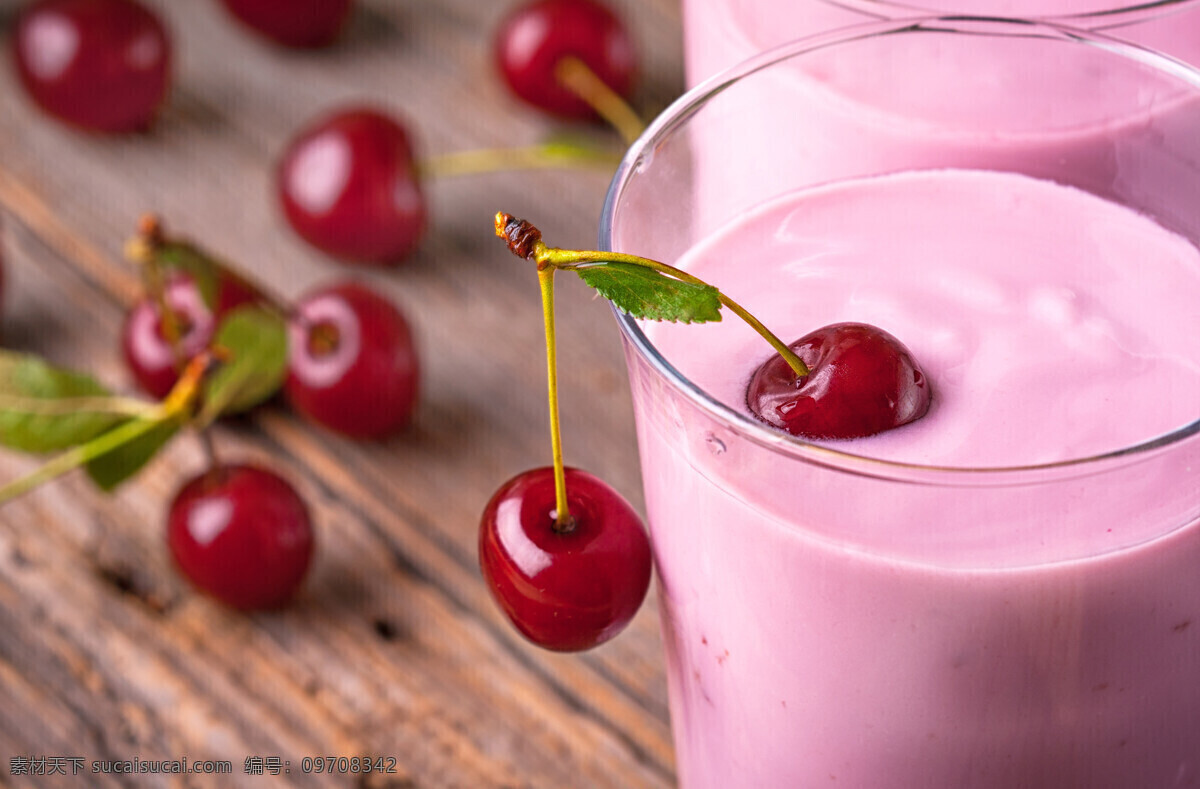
[575, 262, 722, 323]
[0, 351, 134, 453]
[84, 415, 182, 492]
[0, 413, 183, 504]
[198, 305, 287, 422]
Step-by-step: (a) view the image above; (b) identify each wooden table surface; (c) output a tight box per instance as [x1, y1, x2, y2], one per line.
[0, 0, 684, 786]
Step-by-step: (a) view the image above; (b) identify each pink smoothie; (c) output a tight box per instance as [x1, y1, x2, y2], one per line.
[628, 169, 1200, 787]
[683, 19, 1200, 239]
[684, 0, 1200, 86]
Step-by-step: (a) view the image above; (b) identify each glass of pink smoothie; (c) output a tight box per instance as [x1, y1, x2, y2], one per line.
[601, 19, 1200, 788]
[684, 0, 1200, 85]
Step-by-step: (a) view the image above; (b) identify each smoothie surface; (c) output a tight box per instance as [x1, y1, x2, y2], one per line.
[645, 169, 1200, 466]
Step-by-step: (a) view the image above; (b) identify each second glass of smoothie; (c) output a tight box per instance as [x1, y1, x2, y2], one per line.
[684, 0, 1200, 84]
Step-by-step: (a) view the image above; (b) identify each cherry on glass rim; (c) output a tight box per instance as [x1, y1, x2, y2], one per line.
[168, 464, 314, 610]
[479, 466, 652, 652]
[745, 321, 931, 440]
[494, 0, 637, 120]
[216, 0, 353, 48]
[13, 0, 171, 132]
[285, 281, 419, 439]
[277, 107, 426, 266]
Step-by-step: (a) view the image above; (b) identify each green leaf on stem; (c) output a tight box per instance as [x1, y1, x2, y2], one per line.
[0, 352, 136, 453]
[575, 262, 722, 323]
[198, 305, 288, 423]
[0, 412, 181, 505]
[84, 416, 182, 492]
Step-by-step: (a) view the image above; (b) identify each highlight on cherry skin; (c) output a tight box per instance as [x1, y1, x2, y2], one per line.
[479, 466, 652, 652]
[277, 107, 427, 266]
[285, 281, 419, 439]
[168, 464, 315, 611]
[493, 0, 637, 120]
[121, 272, 261, 399]
[13, 0, 171, 132]
[746, 321, 932, 440]
[216, 0, 353, 48]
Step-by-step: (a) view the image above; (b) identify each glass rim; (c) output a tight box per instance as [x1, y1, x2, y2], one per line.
[822, 0, 1200, 29]
[599, 15, 1200, 482]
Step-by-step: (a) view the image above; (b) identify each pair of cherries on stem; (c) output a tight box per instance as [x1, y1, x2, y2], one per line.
[479, 215, 931, 652]
[115, 270, 320, 609]
[121, 218, 419, 440]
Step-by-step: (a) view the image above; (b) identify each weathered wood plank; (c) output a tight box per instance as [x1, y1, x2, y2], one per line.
[0, 0, 685, 786]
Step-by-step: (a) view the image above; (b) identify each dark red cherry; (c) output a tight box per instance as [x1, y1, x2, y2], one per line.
[168, 464, 314, 610]
[285, 281, 419, 439]
[121, 273, 261, 399]
[479, 466, 652, 652]
[277, 108, 426, 266]
[122, 275, 217, 400]
[746, 322, 931, 440]
[13, 0, 171, 132]
[494, 0, 637, 120]
[0, 217, 5, 319]
[210, 269, 264, 316]
[216, 0, 353, 48]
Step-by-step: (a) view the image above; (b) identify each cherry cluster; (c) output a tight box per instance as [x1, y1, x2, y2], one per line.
[11, 0, 639, 268]
[3, 0, 649, 629]
[120, 234, 419, 440]
[76, 215, 421, 611]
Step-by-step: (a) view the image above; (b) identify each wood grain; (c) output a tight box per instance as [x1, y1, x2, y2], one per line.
[0, 0, 685, 786]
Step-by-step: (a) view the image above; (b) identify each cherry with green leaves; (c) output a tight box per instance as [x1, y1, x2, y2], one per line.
[122, 217, 276, 403]
[123, 216, 419, 440]
[0, 219, 312, 610]
[122, 274, 220, 400]
[0, 347, 313, 610]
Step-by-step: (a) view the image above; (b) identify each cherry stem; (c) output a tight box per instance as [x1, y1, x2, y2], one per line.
[419, 140, 622, 180]
[0, 352, 215, 505]
[126, 216, 187, 371]
[197, 426, 220, 472]
[0, 415, 171, 505]
[554, 56, 645, 146]
[537, 266, 575, 533]
[494, 213, 810, 379]
[0, 394, 158, 418]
